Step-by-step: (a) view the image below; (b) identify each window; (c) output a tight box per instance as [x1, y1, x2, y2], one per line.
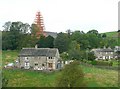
[25, 57, 29, 62]
[42, 64, 44, 66]
[25, 62, 29, 66]
[49, 57, 53, 59]
[111, 52, 113, 54]
[106, 52, 107, 54]
[35, 63, 38, 66]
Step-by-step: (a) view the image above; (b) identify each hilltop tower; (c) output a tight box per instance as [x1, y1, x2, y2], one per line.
[34, 11, 46, 38]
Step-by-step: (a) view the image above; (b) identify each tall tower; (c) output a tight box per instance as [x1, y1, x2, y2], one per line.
[34, 11, 46, 37]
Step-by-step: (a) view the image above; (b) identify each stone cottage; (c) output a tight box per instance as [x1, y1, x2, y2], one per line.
[91, 47, 115, 60]
[16, 48, 61, 70]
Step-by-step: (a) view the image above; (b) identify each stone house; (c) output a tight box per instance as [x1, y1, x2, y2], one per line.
[91, 47, 115, 60]
[16, 48, 61, 70]
[114, 46, 120, 58]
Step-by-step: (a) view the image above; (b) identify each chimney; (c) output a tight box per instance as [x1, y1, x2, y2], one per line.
[35, 44, 38, 49]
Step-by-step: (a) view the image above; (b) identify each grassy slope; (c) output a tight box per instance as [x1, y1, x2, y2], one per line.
[2, 50, 19, 66]
[2, 51, 118, 87]
[106, 31, 118, 38]
[101, 31, 118, 38]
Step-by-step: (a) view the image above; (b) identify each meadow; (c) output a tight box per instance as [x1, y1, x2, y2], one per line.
[2, 50, 118, 87]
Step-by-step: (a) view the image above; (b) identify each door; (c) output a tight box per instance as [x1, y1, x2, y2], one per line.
[48, 63, 53, 69]
[25, 62, 30, 69]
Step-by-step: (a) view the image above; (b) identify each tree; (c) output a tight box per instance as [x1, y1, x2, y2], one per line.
[60, 52, 69, 60]
[37, 35, 46, 48]
[87, 33, 100, 49]
[68, 41, 81, 60]
[54, 32, 70, 53]
[45, 35, 54, 48]
[88, 52, 96, 61]
[87, 29, 99, 36]
[37, 35, 54, 48]
[102, 33, 107, 38]
[56, 61, 85, 87]
[2, 21, 33, 50]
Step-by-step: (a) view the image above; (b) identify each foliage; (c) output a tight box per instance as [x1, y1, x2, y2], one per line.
[102, 33, 107, 38]
[2, 21, 34, 50]
[91, 60, 113, 66]
[68, 41, 82, 60]
[2, 50, 118, 87]
[37, 35, 54, 48]
[54, 32, 70, 53]
[2, 75, 8, 87]
[88, 52, 96, 61]
[87, 29, 99, 36]
[60, 52, 69, 60]
[56, 61, 85, 87]
[44, 35, 54, 48]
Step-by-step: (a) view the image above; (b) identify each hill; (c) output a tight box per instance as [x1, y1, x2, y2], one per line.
[101, 31, 118, 38]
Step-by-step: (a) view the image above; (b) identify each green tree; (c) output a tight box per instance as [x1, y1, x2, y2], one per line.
[54, 32, 70, 53]
[88, 52, 96, 61]
[56, 61, 85, 87]
[2, 21, 33, 50]
[37, 35, 46, 48]
[87, 29, 99, 36]
[102, 33, 107, 38]
[68, 41, 81, 60]
[60, 52, 69, 60]
[45, 35, 54, 48]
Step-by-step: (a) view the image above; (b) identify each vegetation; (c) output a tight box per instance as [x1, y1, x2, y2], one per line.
[91, 60, 113, 66]
[1, 21, 119, 87]
[56, 61, 85, 87]
[2, 51, 118, 87]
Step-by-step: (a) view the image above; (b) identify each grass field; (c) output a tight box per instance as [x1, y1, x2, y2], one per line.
[2, 50, 118, 87]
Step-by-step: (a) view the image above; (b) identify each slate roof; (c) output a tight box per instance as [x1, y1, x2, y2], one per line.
[45, 31, 57, 38]
[19, 48, 58, 57]
[96, 48, 114, 52]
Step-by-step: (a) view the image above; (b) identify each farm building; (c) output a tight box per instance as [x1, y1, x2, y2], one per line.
[16, 47, 62, 70]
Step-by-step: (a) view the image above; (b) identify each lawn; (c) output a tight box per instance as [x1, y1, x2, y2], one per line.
[2, 50, 19, 66]
[2, 50, 118, 87]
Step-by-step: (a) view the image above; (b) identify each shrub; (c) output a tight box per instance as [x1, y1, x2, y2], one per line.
[91, 60, 97, 65]
[2, 76, 8, 87]
[56, 61, 86, 87]
[91, 60, 113, 66]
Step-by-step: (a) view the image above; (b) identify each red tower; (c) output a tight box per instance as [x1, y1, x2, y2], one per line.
[34, 11, 46, 37]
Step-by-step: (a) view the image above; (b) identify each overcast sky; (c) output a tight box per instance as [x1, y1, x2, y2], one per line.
[0, 0, 119, 33]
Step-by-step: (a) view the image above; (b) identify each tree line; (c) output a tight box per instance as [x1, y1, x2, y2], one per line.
[2, 21, 118, 60]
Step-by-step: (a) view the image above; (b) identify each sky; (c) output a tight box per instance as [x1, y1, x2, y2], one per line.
[0, 0, 119, 33]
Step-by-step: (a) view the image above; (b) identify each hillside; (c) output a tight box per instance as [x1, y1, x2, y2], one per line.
[101, 31, 118, 38]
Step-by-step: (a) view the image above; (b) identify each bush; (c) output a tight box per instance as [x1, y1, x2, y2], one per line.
[91, 60, 97, 65]
[56, 61, 86, 87]
[2, 76, 8, 87]
[91, 60, 113, 66]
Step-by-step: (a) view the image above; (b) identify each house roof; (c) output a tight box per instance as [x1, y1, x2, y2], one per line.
[96, 48, 114, 52]
[45, 31, 57, 38]
[19, 48, 58, 57]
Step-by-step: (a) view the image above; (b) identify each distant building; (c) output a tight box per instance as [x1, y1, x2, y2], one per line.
[16, 47, 62, 70]
[91, 47, 116, 60]
[45, 31, 57, 38]
[114, 46, 120, 58]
